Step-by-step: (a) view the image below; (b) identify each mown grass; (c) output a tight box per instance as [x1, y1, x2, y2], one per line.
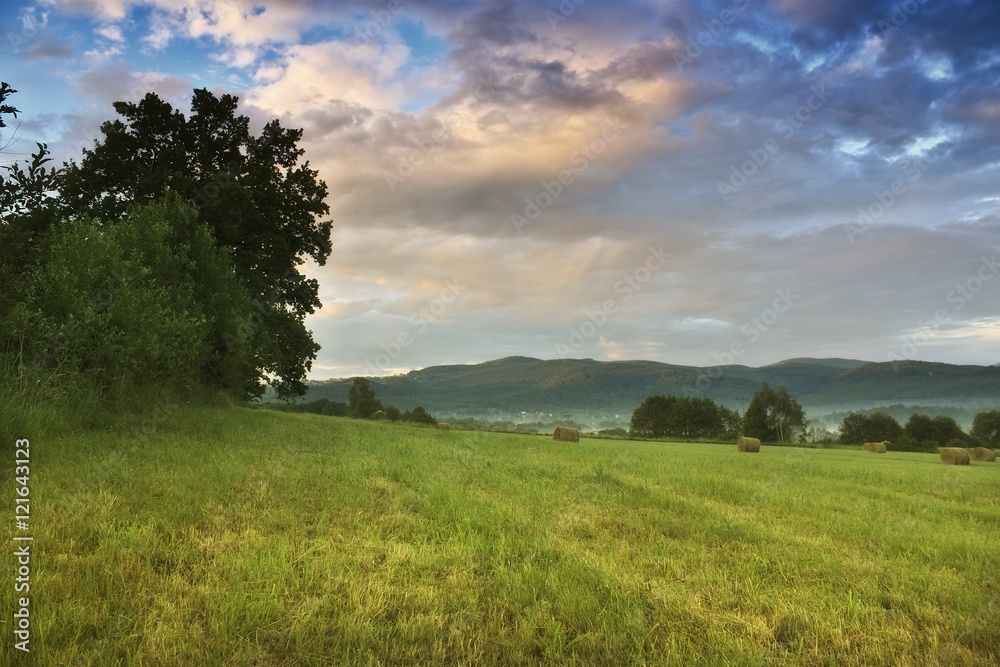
[2, 404, 999, 665]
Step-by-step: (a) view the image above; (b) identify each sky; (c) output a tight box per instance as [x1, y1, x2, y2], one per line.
[3, 0, 1000, 379]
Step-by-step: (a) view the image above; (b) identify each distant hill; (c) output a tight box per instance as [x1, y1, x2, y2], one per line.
[294, 357, 1000, 416]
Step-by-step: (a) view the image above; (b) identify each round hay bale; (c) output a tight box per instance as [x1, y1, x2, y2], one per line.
[553, 427, 580, 442]
[862, 442, 888, 453]
[736, 436, 761, 452]
[940, 447, 971, 465]
[436, 423, 451, 430]
[970, 447, 996, 462]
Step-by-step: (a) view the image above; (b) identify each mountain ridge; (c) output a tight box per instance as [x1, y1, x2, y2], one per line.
[296, 357, 1000, 416]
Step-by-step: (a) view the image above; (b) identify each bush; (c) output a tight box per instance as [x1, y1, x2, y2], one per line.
[8, 195, 254, 395]
[403, 406, 437, 426]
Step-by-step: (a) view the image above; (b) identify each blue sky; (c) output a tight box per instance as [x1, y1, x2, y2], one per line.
[4, 0, 1000, 378]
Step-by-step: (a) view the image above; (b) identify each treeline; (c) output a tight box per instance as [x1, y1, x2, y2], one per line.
[839, 409, 1000, 452]
[630, 383, 807, 443]
[630, 395, 741, 440]
[266, 378, 438, 426]
[1, 83, 331, 407]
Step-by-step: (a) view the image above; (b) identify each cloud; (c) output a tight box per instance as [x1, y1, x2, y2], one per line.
[12, 0, 1000, 375]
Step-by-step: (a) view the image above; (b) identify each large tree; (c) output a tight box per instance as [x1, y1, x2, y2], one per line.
[629, 394, 736, 439]
[839, 412, 903, 445]
[903, 414, 966, 446]
[971, 410, 1000, 447]
[629, 394, 676, 438]
[744, 383, 806, 443]
[57, 89, 332, 398]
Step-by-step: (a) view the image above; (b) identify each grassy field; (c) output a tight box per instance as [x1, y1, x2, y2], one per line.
[3, 404, 999, 665]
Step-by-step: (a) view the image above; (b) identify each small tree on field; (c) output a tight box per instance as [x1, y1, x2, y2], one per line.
[744, 383, 806, 443]
[347, 377, 382, 419]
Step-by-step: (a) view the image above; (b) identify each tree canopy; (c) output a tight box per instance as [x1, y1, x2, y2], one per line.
[347, 377, 383, 420]
[903, 414, 966, 446]
[838, 412, 903, 445]
[629, 394, 738, 440]
[743, 383, 806, 443]
[2, 86, 333, 400]
[970, 410, 1000, 447]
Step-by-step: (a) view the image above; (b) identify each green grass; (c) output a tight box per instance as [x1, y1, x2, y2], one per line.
[3, 404, 999, 665]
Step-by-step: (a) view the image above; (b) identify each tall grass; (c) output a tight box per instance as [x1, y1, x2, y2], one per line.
[2, 402, 998, 665]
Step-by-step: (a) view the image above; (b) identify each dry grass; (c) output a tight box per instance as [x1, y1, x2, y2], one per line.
[940, 447, 971, 465]
[970, 447, 996, 462]
[553, 426, 581, 442]
[863, 442, 888, 453]
[737, 436, 761, 452]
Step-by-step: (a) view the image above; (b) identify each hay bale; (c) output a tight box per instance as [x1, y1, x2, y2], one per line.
[971, 447, 996, 462]
[553, 427, 580, 442]
[436, 423, 451, 430]
[862, 441, 888, 453]
[940, 447, 971, 465]
[736, 436, 761, 452]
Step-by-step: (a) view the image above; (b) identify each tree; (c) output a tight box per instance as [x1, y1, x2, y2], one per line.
[9, 194, 254, 394]
[971, 410, 1000, 447]
[839, 412, 903, 444]
[1, 83, 62, 334]
[0, 81, 18, 126]
[744, 383, 806, 443]
[347, 377, 382, 419]
[629, 395, 676, 438]
[629, 394, 734, 439]
[57, 89, 333, 399]
[403, 406, 437, 425]
[904, 413, 965, 446]
[668, 396, 725, 439]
